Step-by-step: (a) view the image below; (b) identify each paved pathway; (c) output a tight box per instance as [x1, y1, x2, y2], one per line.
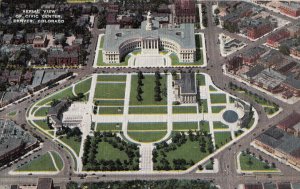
[140, 144, 154, 172]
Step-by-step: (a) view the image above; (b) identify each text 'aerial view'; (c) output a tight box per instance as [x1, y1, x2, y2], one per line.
[1, 0, 300, 188]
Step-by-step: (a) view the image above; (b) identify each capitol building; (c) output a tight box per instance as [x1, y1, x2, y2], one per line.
[102, 12, 196, 64]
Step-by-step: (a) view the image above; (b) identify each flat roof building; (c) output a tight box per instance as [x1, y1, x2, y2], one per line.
[255, 126, 300, 169]
[173, 72, 198, 103]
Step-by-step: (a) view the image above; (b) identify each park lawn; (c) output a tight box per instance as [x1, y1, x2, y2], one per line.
[96, 142, 129, 161]
[97, 50, 129, 67]
[173, 122, 198, 131]
[95, 100, 124, 106]
[173, 106, 197, 114]
[129, 106, 167, 114]
[94, 83, 125, 99]
[16, 153, 56, 172]
[130, 75, 167, 105]
[165, 139, 210, 166]
[128, 131, 167, 143]
[209, 85, 217, 91]
[100, 36, 104, 48]
[96, 123, 122, 132]
[97, 75, 127, 82]
[213, 121, 229, 129]
[196, 74, 206, 86]
[50, 151, 64, 170]
[198, 99, 208, 113]
[199, 121, 210, 133]
[210, 94, 227, 104]
[214, 132, 232, 148]
[60, 136, 81, 156]
[32, 120, 50, 130]
[98, 107, 123, 114]
[195, 34, 202, 48]
[264, 106, 278, 115]
[211, 106, 226, 113]
[128, 122, 167, 131]
[7, 111, 17, 117]
[240, 153, 277, 171]
[37, 87, 74, 106]
[74, 78, 92, 95]
[171, 53, 203, 66]
[34, 107, 50, 117]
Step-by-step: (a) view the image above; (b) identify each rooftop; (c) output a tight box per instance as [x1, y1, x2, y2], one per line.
[176, 72, 197, 94]
[103, 18, 195, 52]
[0, 119, 37, 158]
[256, 127, 300, 157]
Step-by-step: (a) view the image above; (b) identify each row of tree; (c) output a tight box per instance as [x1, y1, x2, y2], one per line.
[136, 71, 144, 102]
[67, 179, 218, 189]
[153, 131, 215, 170]
[82, 132, 140, 171]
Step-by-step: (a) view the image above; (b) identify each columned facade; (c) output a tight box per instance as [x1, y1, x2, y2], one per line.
[103, 11, 196, 64]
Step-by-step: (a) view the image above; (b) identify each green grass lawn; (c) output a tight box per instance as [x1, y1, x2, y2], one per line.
[50, 151, 64, 171]
[209, 85, 217, 91]
[94, 83, 126, 99]
[128, 122, 167, 131]
[100, 36, 104, 48]
[7, 111, 17, 117]
[211, 106, 226, 113]
[96, 123, 122, 132]
[32, 120, 50, 130]
[34, 107, 49, 117]
[98, 107, 123, 114]
[129, 106, 167, 114]
[164, 139, 210, 166]
[213, 121, 229, 129]
[97, 75, 127, 82]
[74, 78, 92, 95]
[60, 136, 81, 156]
[97, 50, 129, 67]
[128, 131, 167, 143]
[130, 75, 167, 105]
[196, 74, 206, 86]
[95, 100, 124, 106]
[199, 121, 210, 133]
[37, 87, 74, 106]
[96, 142, 129, 161]
[173, 106, 197, 114]
[173, 122, 198, 131]
[16, 153, 56, 172]
[240, 153, 277, 171]
[195, 34, 202, 48]
[171, 53, 203, 66]
[210, 94, 227, 104]
[214, 132, 232, 148]
[198, 99, 208, 113]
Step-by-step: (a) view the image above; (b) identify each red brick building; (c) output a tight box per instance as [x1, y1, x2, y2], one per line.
[47, 50, 79, 66]
[278, 2, 300, 17]
[267, 29, 290, 48]
[173, 0, 196, 24]
[247, 22, 273, 40]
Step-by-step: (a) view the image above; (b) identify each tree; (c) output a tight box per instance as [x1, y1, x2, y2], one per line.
[136, 93, 143, 102]
[214, 8, 220, 15]
[137, 71, 144, 79]
[279, 45, 290, 55]
[138, 78, 143, 86]
[137, 85, 143, 94]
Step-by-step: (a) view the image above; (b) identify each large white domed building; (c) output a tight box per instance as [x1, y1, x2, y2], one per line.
[102, 12, 196, 64]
